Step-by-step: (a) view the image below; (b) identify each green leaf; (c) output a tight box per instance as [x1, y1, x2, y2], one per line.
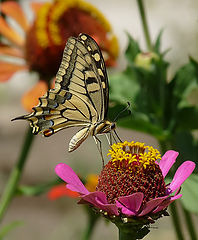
[173, 60, 198, 107]
[164, 177, 172, 185]
[0, 221, 23, 239]
[129, 55, 169, 121]
[117, 112, 168, 141]
[174, 131, 198, 170]
[180, 174, 198, 214]
[109, 67, 140, 104]
[176, 107, 198, 130]
[153, 29, 171, 57]
[153, 29, 164, 53]
[125, 33, 141, 63]
[108, 102, 131, 122]
[189, 56, 198, 79]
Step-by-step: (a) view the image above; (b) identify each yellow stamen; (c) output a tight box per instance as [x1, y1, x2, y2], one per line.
[35, 0, 117, 49]
[35, 3, 51, 48]
[77, 0, 111, 32]
[108, 141, 161, 170]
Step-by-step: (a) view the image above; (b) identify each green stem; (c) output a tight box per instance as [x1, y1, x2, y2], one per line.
[169, 202, 185, 240]
[182, 207, 197, 240]
[116, 223, 149, 240]
[137, 0, 152, 51]
[118, 228, 137, 240]
[82, 208, 99, 240]
[0, 127, 34, 222]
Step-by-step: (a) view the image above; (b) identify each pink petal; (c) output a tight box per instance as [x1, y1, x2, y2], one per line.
[55, 163, 89, 195]
[116, 201, 136, 216]
[159, 150, 179, 177]
[116, 193, 144, 216]
[138, 196, 167, 216]
[96, 197, 119, 216]
[0, 1, 29, 31]
[79, 191, 108, 204]
[169, 161, 195, 193]
[79, 191, 119, 215]
[152, 194, 182, 214]
[170, 194, 183, 200]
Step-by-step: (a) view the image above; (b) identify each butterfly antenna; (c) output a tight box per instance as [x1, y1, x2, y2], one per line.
[113, 102, 131, 122]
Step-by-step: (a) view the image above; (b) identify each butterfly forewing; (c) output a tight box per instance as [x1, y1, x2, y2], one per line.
[12, 33, 112, 151]
[78, 33, 109, 119]
[56, 34, 108, 121]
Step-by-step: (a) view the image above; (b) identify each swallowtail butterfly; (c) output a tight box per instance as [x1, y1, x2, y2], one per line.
[12, 33, 117, 153]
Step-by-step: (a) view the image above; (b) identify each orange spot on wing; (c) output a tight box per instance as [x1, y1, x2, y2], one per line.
[44, 129, 54, 137]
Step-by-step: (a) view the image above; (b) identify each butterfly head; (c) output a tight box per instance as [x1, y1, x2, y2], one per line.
[94, 120, 116, 135]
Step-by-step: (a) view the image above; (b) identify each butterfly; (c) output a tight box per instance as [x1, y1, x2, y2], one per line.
[12, 33, 118, 154]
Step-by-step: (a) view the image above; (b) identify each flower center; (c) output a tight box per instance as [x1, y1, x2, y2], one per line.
[25, 0, 118, 79]
[96, 141, 166, 204]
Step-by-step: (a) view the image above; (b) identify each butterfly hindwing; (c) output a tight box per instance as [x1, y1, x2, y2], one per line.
[12, 33, 111, 150]
[14, 89, 98, 136]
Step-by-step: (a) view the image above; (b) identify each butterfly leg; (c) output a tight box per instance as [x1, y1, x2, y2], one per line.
[113, 130, 122, 143]
[105, 133, 111, 147]
[109, 132, 114, 145]
[93, 136, 105, 168]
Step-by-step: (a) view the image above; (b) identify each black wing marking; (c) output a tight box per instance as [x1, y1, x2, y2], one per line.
[78, 33, 109, 119]
[55, 35, 107, 121]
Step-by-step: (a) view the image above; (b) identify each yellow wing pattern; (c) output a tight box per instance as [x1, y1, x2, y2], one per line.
[12, 34, 109, 141]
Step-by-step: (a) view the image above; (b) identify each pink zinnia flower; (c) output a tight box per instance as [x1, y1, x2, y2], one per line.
[55, 141, 195, 220]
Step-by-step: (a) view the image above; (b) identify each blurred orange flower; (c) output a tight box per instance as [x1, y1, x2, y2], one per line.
[48, 183, 80, 200]
[21, 81, 48, 112]
[48, 174, 98, 200]
[0, 0, 118, 111]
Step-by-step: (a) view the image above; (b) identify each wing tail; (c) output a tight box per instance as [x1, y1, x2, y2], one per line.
[11, 114, 32, 121]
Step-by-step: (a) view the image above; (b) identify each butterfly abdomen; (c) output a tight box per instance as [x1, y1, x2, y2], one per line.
[68, 127, 90, 152]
